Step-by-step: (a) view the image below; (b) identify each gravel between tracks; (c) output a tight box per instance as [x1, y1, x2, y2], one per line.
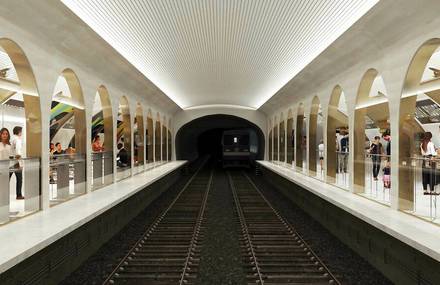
[61, 166, 393, 285]
[249, 170, 393, 285]
[196, 169, 246, 285]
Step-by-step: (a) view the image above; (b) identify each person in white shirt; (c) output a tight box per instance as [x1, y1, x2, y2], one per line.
[420, 131, 437, 194]
[318, 140, 324, 170]
[10, 126, 23, 199]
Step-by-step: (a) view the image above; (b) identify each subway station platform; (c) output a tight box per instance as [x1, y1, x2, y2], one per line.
[257, 160, 440, 263]
[0, 161, 186, 275]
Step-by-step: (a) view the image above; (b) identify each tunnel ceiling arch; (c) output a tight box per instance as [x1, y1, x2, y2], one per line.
[62, 0, 378, 109]
[175, 114, 265, 161]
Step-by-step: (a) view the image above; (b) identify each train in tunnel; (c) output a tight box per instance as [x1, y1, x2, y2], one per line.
[221, 129, 252, 168]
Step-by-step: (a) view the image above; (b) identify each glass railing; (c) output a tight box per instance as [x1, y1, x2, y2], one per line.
[0, 157, 40, 224]
[358, 153, 391, 205]
[49, 153, 86, 206]
[401, 156, 440, 223]
[316, 150, 324, 180]
[91, 151, 113, 190]
[335, 151, 350, 189]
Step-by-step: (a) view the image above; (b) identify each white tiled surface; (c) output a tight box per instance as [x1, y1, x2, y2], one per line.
[258, 160, 440, 262]
[0, 161, 186, 274]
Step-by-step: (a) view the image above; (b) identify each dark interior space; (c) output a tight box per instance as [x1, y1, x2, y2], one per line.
[175, 114, 265, 162]
[197, 128, 224, 161]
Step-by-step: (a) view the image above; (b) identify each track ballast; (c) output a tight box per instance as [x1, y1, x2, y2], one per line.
[229, 171, 340, 285]
[103, 163, 213, 285]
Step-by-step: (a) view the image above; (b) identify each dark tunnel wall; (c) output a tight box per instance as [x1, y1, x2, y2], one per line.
[175, 114, 265, 162]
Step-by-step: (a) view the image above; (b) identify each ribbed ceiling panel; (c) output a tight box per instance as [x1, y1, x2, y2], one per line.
[62, 0, 378, 109]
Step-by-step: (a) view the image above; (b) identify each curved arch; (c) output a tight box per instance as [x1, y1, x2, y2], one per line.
[295, 103, 305, 169]
[354, 69, 390, 197]
[51, 68, 86, 154]
[0, 38, 42, 217]
[155, 112, 161, 162]
[95, 85, 113, 151]
[0, 38, 42, 158]
[273, 116, 279, 161]
[399, 38, 440, 210]
[309, 96, 321, 175]
[268, 118, 273, 161]
[91, 85, 114, 188]
[286, 109, 294, 164]
[116, 96, 131, 179]
[146, 109, 154, 163]
[162, 115, 167, 161]
[50, 68, 87, 200]
[279, 112, 285, 162]
[134, 103, 145, 166]
[326, 85, 348, 184]
[167, 118, 172, 161]
[175, 114, 265, 161]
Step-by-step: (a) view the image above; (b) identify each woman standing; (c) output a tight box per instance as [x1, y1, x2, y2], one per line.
[0, 128, 23, 199]
[0, 128, 11, 161]
[420, 132, 437, 194]
[369, 136, 383, 181]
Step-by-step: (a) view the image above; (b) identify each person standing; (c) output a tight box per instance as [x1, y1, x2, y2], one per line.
[53, 142, 64, 155]
[369, 136, 383, 181]
[117, 143, 129, 167]
[318, 140, 324, 170]
[339, 131, 349, 173]
[0, 128, 11, 161]
[10, 126, 23, 199]
[382, 130, 391, 159]
[420, 132, 436, 194]
[92, 135, 103, 152]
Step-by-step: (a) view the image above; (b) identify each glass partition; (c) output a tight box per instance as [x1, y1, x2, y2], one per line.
[399, 40, 440, 223]
[154, 116, 161, 164]
[50, 69, 86, 202]
[116, 96, 131, 181]
[146, 113, 154, 168]
[273, 121, 278, 161]
[0, 39, 42, 223]
[91, 151, 113, 189]
[353, 70, 391, 204]
[309, 97, 324, 179]
[168, 129, 172, 161]
[49, 153, 85, 205]
[268, 129, 273, 161]
[133, 104, 145, 174]
[286, 113, 294, 166]
[327, 86, 349, 190]
[279, 116, 285, 163]
[0, 157, 40, 224]
[296, 104, 307, 172]
[91, 86, 113, 190]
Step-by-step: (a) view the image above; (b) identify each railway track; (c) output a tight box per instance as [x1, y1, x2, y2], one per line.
[228, 171, 341, 285]
[103, 163, 213, 285]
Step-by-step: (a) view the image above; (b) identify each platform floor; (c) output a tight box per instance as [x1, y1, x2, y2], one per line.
[0, 161, 186, 274]
[258, 160, 440, 263]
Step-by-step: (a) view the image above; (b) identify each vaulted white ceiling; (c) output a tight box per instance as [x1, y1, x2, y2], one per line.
[62, 0, 378, 110]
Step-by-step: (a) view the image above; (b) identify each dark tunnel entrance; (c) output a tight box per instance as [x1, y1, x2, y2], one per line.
[175, 115, 265, 164]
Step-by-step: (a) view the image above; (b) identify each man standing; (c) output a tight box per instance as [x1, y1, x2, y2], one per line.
[10, 126, 23, 199]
